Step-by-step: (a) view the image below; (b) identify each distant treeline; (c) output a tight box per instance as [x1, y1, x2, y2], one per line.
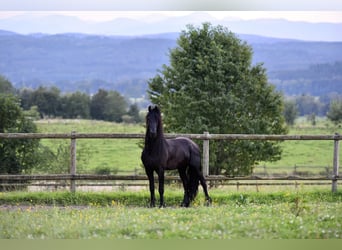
[1, 74, 341, 122]
[287, 93, 341, 117]
[18, 86, 142, 123]
[17, 84, 342, 122]
[270, 62, 342, 97]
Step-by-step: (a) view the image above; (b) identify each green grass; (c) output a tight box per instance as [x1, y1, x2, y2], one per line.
[1, 189, 341, 206]
[1, 190, 341, 239]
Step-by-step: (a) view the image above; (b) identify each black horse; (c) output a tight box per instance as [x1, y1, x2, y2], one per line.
[141, 105, 211, 207]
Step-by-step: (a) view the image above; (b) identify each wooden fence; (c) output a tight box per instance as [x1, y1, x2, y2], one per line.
[0, 132, 341, 192]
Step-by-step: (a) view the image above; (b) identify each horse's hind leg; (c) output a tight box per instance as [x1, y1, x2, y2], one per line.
[194, 167, 212, 206]
[178, 168, 190, 207]
[200, 175, 212, 206]
[190, 149, 212, 206]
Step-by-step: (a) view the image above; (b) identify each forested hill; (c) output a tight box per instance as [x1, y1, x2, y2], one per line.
[0, 30, 342, 98]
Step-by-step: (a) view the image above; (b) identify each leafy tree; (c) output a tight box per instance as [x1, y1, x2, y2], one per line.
[104, 91, 128, 122]
[283, 100, 298, 125]
[0, 75, 16, 94]
[90, 89, 128, 122]
[23, 106, 41, 121]
[30, 86, 61, 117]
[60, 91, 90, 119]
[0, 94, 40, 175]
[19, 88, 34, 110]
[90, 89, 108, 120]
[327, 98, 342, 124]
[148, 23, 287, 176]
[127, 103, 142, 123]
[295, 94, 324, 116]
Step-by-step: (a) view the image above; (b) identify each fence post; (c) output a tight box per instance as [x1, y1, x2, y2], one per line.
[332, 133, 340, 193]
[70, 131, 77, 193]
[203, 131, 210, 176]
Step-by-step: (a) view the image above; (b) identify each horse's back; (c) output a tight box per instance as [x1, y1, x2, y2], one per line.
[168, 137, 200, 152]
[166, 137, 201, 167]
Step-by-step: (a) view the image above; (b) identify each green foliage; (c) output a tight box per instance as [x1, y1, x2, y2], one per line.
[19, 87, 91, 119]
[33, 137, 95, 175]
[327, 98, 342, 124]
[90, 89, 128, 122]
[30, 86, 61, 118]
[33, 142, 74, 174]
[0, 75, 15, 94]
[295, 94, 326, 116]
[127, 103, 142, 123]
[23, 106, 40, 121]
[0, 93, 40, 175]
[60, 91, 90, 119]
[19, 86, 136, 122]
[148, 23, 287, 175]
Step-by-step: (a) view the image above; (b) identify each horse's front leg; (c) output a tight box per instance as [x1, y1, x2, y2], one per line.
[146, 169, 155, 207]
[158, 168, 165, 208]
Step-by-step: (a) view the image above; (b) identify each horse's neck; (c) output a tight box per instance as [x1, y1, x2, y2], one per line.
[145, 133, 165, 155]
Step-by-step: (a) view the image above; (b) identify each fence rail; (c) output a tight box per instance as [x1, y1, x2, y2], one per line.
[0, 132, 340, 192]
[1, 132, 342, 140]
[0, 174, 340, 181]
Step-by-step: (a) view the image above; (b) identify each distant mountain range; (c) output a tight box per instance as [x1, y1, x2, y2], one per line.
[1, 13, 342, 41]
[0, 23, 341, 100]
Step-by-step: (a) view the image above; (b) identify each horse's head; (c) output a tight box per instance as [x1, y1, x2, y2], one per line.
[146, 105, 162, 139]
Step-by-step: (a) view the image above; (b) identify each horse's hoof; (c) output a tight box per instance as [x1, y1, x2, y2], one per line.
[181, 201, 190, 207]
[205, 197, 212, 206]
[159, 203, 166, 208]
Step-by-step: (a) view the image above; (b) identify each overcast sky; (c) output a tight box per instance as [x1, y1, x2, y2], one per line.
[1, 0, 342, 11]
[1, 0, 342, 22]
[1, 11, 342, 24]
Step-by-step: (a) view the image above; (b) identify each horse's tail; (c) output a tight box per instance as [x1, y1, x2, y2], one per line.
[188, 166, 199, 201]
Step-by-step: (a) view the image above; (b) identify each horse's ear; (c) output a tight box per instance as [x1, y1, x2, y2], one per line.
[148, 105, 159, 113]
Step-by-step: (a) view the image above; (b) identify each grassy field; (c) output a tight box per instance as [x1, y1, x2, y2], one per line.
[256, 118, 342, 176]
[0, 189, 341, 239]
[35, 118, 342, 176]
[36, 119, 145, 174]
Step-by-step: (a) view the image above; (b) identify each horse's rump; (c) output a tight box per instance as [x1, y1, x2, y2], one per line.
[165, 137, 201, 170]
